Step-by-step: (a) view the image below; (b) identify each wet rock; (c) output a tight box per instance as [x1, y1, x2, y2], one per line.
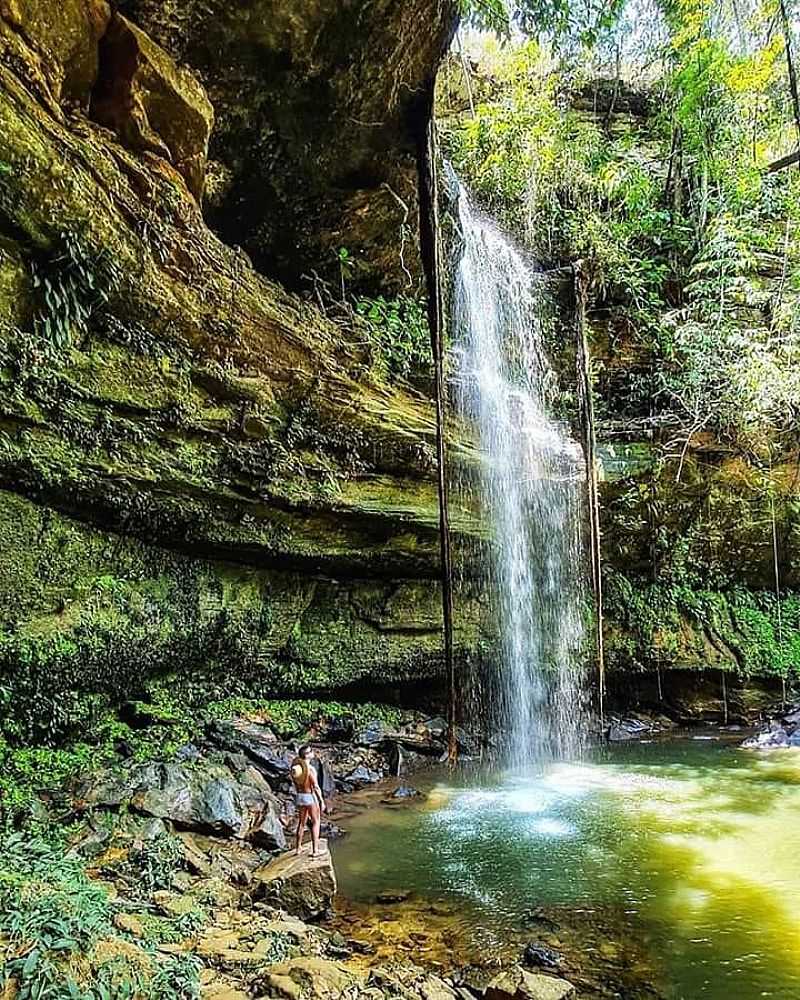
[82, 758, 285, 847]
[741, 725, 791, 749]
[520, 908, 559, 932]
[324, 931, 352, 959]
[485, 968, 575, 1000]
[357, 720, 386, 747]
[607, 717, 651, 742]
[375, 889, 410, 903]
[423, 717, 448, 739]
[522, 944, 563, 970]
[344, 765, 382, 785]
[608, 725, 636, 743]
[391, 785, 420, 799]
[252, 843, 336, 921]
[389, 732, 443, 756]
[91, 13, 213, 200]
[206, 720, 290, 784]
[317, 759, 337, 799]
[348, 939, 376, 956]
[0, 0, 110, 105]
[320, 820, 346, 841]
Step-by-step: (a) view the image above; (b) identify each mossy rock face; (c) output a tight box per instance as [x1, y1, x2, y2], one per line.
[0, 0, 110, 105]
[0, 490, 493, 741]
[605, 667, 786, 723]
[600, 449, 800, 590]
[91, 12, 214, 201]
[603, 574, 800, 684]
[120, 0, 458, 292]
[0, 7, 496, 743]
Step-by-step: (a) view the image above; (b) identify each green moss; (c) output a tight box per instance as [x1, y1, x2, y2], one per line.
[0, 236, 31, 327]
[605, 572, 800, 678]
[0, 490, 493, 750]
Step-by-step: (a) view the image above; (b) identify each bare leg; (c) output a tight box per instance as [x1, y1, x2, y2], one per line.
[310, 803, 321, 857]
[295, 806, 309, 855]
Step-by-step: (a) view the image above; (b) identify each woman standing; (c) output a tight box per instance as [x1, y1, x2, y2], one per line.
[290, 744, 326, 857]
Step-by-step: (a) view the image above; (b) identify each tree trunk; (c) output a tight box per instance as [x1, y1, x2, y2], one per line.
[575, 264, 605, 726]
[779, 0, 800, 166]
[416, 103, 458, 764]
[770, 493, 786, 708]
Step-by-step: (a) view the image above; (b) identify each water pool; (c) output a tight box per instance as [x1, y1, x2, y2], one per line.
[331, 738, 800, 999]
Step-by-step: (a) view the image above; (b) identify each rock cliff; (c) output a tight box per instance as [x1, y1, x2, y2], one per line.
[0, 0, 482, 738]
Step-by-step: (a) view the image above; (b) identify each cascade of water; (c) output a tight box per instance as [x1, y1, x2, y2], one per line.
[452, 183, 587, 768]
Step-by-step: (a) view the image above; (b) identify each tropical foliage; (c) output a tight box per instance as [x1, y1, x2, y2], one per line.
[445, 0, 800, 455]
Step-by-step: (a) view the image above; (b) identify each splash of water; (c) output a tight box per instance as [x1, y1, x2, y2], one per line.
[451, 184, 587, 767]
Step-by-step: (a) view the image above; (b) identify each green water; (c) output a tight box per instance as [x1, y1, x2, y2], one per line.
[332, 738, 800, 999]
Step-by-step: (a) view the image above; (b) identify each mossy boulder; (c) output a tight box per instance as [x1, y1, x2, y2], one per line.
[91, 13, 214, 201]
[0, 0, 110, 106]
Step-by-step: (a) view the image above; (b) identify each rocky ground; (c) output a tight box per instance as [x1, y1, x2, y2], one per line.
[0, 705, 672, 1000]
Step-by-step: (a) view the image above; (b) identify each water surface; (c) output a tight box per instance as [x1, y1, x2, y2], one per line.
[332, 739, 800, 999]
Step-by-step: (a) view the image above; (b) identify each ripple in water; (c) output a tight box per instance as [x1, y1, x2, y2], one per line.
[332, 740, 800, 999]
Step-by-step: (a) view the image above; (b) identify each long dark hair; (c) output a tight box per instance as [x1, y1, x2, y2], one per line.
[298, 744, 313, 758]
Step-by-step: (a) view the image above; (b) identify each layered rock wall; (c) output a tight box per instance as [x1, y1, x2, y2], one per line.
[0, 0, 486, 738]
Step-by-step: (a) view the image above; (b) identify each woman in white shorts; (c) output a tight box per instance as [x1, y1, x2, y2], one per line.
[290, 744, 326, 857]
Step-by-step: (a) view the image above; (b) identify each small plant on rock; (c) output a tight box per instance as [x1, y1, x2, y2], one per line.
[30, 231, 122, 349]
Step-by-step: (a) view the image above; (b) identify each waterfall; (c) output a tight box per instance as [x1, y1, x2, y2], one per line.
[451, 183, 588, 768]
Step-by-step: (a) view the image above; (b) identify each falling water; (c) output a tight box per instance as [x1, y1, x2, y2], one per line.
[452, 184, 587, 767]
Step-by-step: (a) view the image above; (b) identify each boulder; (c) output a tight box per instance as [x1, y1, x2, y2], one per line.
[522, 944, 563, 970]
[485, 969, 575, 1000]
[356, 720, 386, 747]
[741, 726, 791, 749]
[608, 725, 635, 742]
[423, 717, 448, 739]
[607, 718, 650, 742]
[315, 759, 337, 800]
[0, 0, 110, 105]
[783, 707, 800, 727]
[207, 720, 291, 783]
[252, 844, 336, 921]
[91, 13, 213, 200]
[344, 765, 382, 786]
[82, 759, 286, 847]
[375, 889, 410, 903]
[320, 820, 346, 841]
[391, 785, 420, 799]
[261, 957, 357, 1000]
